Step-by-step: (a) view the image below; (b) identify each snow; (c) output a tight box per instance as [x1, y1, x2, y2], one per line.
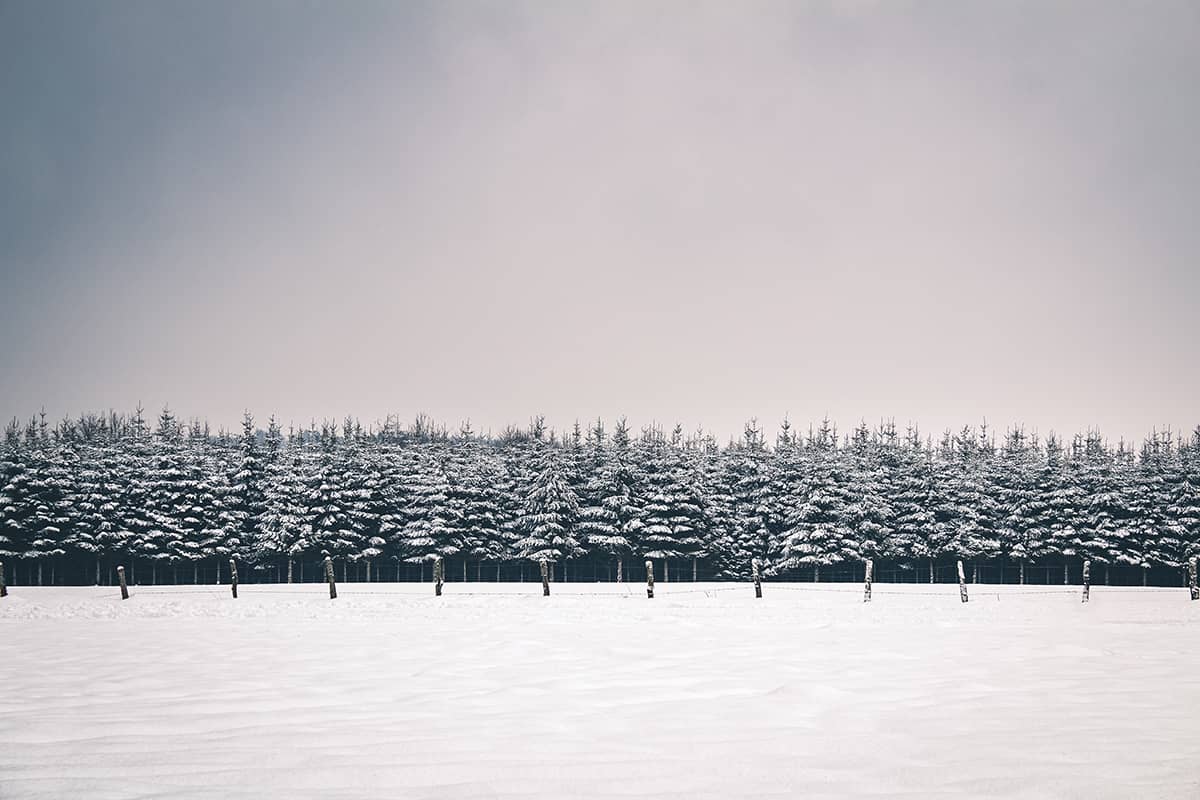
[2, 583, 1198, 799]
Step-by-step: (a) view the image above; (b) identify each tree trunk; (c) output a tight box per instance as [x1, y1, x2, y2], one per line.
[1063, 562, 1069, 585]
[38, 560, 43, 587]
[1143, 565, 1148, 587]
[1104, 563, 1110, 585]
[664, 561, 669, 583]
[287, 559, 293, 584]
[194, 564, 199, 584]
[971, 563, 978, 584]
[814, 564, 821, 582]
[1020, 559, 1026, 585]
[96, 558, 101, 586]
[151, 563, 157, 585]
[929, 558, 935, 584]
[463, 559, 467, 583]
[617, 557, 623, 583]
[496, 562, 501, 582]
[340, 561, 347, 583]
[693, 557, 698, 581]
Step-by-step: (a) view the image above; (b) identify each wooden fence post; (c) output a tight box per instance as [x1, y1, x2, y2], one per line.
[645, 559, 654, 599]
[957, 560, 968, 603]
[324, 556, 337, 600]
[230, 559, 239, 599]
[1189, 558, 1198, 601]
[435, 556, 444, 597]
[540, 560, 550, 596]
[752, 558, 762, 598]
[864, 559, 873, 603]
[0, 561, 6, 598]
[117, 565, 129, 600]
[1082, 559, 1091, 603]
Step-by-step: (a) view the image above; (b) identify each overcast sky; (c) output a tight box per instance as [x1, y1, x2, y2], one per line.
[2, 1, 1197, 445]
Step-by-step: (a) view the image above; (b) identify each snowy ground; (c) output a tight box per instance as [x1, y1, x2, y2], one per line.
[2, 582, 1198, 799]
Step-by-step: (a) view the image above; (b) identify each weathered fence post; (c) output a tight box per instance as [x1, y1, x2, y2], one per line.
[540, 560, 550, 596]
[645, 559, 654, 599]
[864, 559, 873, 603]
[0, 561, 7, 598]
[957, 560, 968, 603]
[434, 556, 444, 597]
[117, 565, 129, 600]
[230, 559, 239, 599]
[324, 556, 337, 600]
[1082, 559, 1091, 603]
[752, 558, 762, 599]
[1189, 559, 1198, 601]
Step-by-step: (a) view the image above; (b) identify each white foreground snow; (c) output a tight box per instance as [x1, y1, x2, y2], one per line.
[2, 583, 1198, 799]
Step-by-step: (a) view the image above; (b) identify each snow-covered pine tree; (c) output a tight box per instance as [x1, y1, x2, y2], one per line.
[576, 418, 638, 581]
[171, 428, 226, 584]
[841, 422, 894, 574]
[301, 432, 369, 581]
[779, 446, 854, 581]
[222, 412, 267, 564]
[994, 427, 1040, 583]
[1168, 427, 1200, 571]
[446, 427, 506, 581]
[889, 426, 938, 581]
[349, 438, 388, 581]
[1144, 431, 1187, 580]
[1071, 431, 1128, 582]
[723, 420, 781, 574]
[140, 408, 190, 584]
[515, 452, 581, 566]
[393, 446, 461, 578]
[0, 432, 69, 585]
[929, 427, 1000, 583]
[668, 434, 709, 580]
[259, 437, 312, 581]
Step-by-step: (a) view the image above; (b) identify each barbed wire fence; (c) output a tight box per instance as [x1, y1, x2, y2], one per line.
[8, 554, 1193, 606]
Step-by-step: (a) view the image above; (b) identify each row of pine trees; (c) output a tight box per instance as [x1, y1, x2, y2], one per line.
[2, 407, 1199, 586]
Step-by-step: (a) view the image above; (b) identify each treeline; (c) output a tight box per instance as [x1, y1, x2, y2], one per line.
[1, 407, 1198, 587]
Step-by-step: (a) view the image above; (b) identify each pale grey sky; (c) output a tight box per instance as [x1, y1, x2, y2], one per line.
[2, 1, 1197, 444]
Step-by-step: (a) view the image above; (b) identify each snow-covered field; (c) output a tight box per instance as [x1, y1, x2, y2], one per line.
[2, 583, 1198, 799]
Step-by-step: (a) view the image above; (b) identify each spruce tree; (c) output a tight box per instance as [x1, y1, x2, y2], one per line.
[515, 453, 581, 564]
